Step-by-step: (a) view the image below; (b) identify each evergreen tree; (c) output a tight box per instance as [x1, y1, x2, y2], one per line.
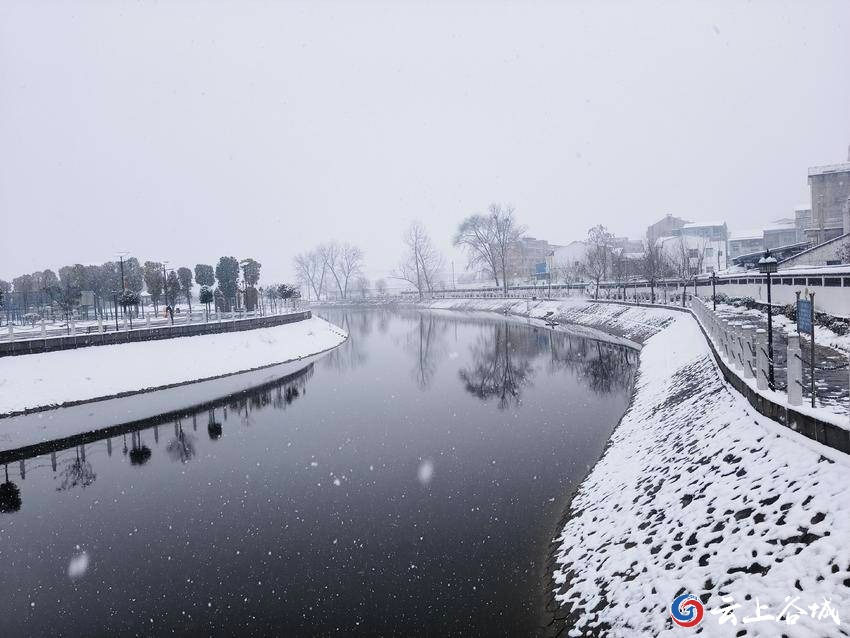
[165, 271, 181, 307]
[143, 261, 164, 314]
[215, 256, 240, 311]
[194, 263, 215, 287]
[177, 267, 193, 312]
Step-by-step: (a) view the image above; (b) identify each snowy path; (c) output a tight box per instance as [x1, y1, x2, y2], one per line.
[550, 313, 850, 637]
[0, 316, 347, 415]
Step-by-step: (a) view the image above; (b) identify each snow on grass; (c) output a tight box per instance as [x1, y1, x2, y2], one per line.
[550, 314, 850, 637]
[0, 316, 347, 415]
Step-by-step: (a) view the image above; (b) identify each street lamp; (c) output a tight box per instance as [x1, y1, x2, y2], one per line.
[161, 261, 175, 325]
[758, 249, 778, 390]
[710, 271, 717, 311]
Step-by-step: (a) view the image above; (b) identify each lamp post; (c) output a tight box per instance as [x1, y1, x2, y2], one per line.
[758, 249, 778, 390]
[710, 271, 717, 311]
[161, 261, 175, 325]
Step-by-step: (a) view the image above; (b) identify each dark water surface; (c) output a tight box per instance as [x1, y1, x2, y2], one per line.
[0, 309, 636, 636]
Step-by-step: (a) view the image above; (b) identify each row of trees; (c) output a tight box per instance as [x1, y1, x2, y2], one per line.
[580, 224, 709, 303]
[1, 255, 266, 323]
[293, 242, 365, 301]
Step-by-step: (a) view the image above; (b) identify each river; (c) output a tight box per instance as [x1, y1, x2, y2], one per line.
[0, 308, 637, 636]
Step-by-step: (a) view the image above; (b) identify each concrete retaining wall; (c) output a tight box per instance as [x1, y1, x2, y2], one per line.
[0, 311, 312, 357]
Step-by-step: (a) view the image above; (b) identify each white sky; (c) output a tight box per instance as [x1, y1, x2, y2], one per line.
[2, 1, 849, 286]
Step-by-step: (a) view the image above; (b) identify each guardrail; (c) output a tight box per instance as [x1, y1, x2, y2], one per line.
[0, 311, 312, 357]
[690, 298, 850, 454]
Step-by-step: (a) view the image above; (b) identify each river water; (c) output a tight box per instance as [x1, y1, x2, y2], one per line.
[0, 309, 636, 636]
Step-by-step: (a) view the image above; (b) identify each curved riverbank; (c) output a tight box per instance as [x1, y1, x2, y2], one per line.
[424, 297, 850, 637]
[0, 316, 347, 417]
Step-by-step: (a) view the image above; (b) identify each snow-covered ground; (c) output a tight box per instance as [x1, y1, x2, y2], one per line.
[0, 316, 347, 416]
[425, 297, 849, 636]
[551, 312, 850, 637]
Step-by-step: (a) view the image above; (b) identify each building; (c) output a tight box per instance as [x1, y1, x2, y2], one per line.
[794, 205, 812, 241]
[646, 214, 690, 244]
[671, 221, 729, 272]
[728, 230, 763, 260]
[611, 236, 644, 253]
[807, 155, 850, 244]
[508, 236, 561, 281]
[763, 218, 799, 250]
[553, 241, 586, 270]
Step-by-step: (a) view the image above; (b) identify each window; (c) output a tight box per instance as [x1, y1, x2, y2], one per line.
[807, 277, 823, 286]
[794, 278, 806, 285]
[781, 278, 792, 285]
[824, 277, 841, 287]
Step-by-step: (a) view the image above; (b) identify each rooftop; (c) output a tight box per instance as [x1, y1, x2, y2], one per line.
[808, 162, 850, 177]
[729, 230, 762, 241]
[682, 221, 726, 229]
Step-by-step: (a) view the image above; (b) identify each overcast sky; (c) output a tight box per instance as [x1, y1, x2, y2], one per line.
[2, 1, 849, 286]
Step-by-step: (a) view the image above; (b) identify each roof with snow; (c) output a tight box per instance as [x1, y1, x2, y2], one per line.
[808, 162, 850, 177]
[682, 221, 726, 229]
[729, 230, 762, 241]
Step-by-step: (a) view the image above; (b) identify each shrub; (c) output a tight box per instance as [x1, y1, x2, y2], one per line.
[829, 320, 849, 336]
[783, 304, 797, 322]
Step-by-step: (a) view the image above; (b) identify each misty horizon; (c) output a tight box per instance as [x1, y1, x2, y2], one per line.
[2, 1, 849, 286]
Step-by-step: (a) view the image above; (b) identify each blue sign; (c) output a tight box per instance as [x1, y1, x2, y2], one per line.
[797, 298, 813, 333]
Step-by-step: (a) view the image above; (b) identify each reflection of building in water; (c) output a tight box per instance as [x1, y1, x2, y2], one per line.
[459, 321, 635, 408]
[0, 363, 316, 512]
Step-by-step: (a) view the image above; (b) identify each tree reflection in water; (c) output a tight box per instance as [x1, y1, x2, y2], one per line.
[166, 422, 196, 464]
[319, 310, 370, 372]
[459, 322, 535, 409]
[545, 330, 634, 395]
[459, 321, 634, 408]
[57, 445, 96, 491]
[403, 313, 449, 389]
[128, 432, 152, 466]
[0, 464, 22, 513]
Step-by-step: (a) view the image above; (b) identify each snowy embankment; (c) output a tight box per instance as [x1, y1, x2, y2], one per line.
[551, 313, 850, 637]
[0, 316, 347, 416]
[425, 297, 676, 344]
[426, 297, 850, 636]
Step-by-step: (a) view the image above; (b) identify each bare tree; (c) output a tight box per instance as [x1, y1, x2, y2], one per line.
[453, 213, 501, 287]
[393, 221, 443, 300]
[610, 248, 628, 300]
[338, 244, 364, 299]
[318, 243, 341, 300]
[293, 250, 326, 301]
[668, 235, 707, 306]
[583, 225, 613, 300]
[640, 238, 667, 303]
[489, 204, 526, 295]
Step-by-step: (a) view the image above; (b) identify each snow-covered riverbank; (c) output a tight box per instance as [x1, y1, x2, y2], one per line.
[425, 297, 677, 344]
[0, 316, 347, 416]
[425, 297, 850, 636]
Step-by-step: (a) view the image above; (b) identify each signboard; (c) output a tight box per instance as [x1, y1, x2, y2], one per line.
[534, 262, 549, 281]
[80, 290, 95, 307]
[797, 298, 813, 333]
